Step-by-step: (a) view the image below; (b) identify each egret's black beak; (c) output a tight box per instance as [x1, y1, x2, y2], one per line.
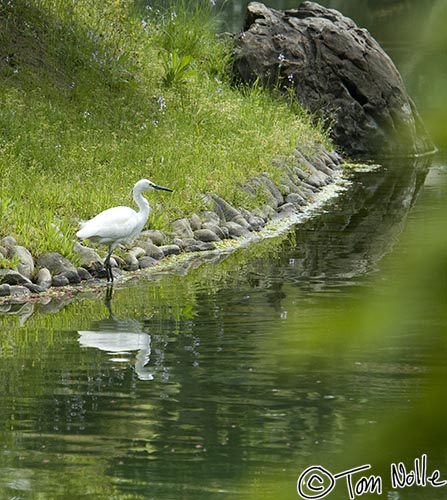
[154, 184, 173, 192]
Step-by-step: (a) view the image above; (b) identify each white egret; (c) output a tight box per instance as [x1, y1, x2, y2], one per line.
[76, 179, 173, 282]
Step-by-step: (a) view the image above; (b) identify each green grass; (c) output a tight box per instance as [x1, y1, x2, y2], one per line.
[0, 0, 331, 262]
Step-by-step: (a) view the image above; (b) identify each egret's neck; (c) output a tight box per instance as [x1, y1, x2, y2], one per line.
[133, 188, 151, 220]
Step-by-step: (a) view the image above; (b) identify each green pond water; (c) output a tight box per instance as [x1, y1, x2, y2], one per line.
[0, 155, 446, 500]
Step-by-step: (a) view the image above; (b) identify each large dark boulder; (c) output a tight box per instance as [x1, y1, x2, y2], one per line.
[232, 1, 434, 159]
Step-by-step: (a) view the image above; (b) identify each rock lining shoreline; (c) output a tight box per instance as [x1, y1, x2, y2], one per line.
[0, 145, 344, 301]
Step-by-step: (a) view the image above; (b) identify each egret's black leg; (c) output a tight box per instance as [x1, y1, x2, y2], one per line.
[106, 261, 113, 282]
[104, 247, 114, 283]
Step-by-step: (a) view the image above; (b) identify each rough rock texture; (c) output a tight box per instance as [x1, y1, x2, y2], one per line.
[159, 244, 181, 257]
[172, 218, 195, 239]
[137, 240, 164, 260]
[52, 274, 70, 287]
[0, 236, 18, 251]
[194, 229, 221, 243]
[36, 268, 52, 290]
[12, 245, 34, 279]
[24, 283, 45, 294]
[77, 267, 93, 281]
[140, 229, 166, 246]
[138, 256, 158, 269]
[10, 285, 31, 298]
[189, 213, 202, 231]
[232, 1, 434, 158]
[0, 269, 31, 286]
[37, 252, 81, 284]
[124, 252, 140, 271]
[37, 252, 77, 274]
[74, 242, 103, 273]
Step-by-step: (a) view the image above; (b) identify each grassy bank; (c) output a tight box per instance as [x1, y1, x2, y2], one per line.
[0, 0, 330, 262]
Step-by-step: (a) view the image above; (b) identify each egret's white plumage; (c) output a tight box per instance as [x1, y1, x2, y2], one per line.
[77, 179, 172, 282]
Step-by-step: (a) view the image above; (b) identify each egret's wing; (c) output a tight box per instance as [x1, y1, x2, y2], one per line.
[77, 206, 139, 243]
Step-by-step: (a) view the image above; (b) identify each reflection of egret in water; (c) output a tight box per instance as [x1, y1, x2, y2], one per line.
[78, 289, 153, 381]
